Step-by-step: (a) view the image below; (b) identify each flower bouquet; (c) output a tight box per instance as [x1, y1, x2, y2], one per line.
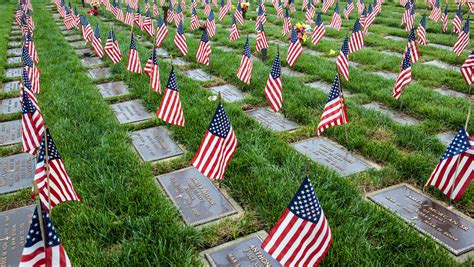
[293, 22, 312, 42]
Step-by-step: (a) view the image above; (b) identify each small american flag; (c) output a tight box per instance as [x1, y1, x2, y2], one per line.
[329, 2, 342, 31]
[167, 4, 175, 23]
[317, 74, 348, 135]
[429, 0, 441, 22]
[230, 15, 241, 41]
[256, 4, 267, 31]
[22, 46, 40, 94]
[143, 10, 155, 36]
[470, 2, 474, 13]
[16, 5, 22, 26]
[25, 31, 38, 64]
[34, 129, 81, 212]
[337, 36, 350, 81]
[453, 6, 463, 34]
[349, 18, 364, 53]
[157, 67, 185, 126]
[392, 50, 412, 100]
[204, 1, 211, 16]
[461, 51, 474, 85]
[174, 4, 184, 27]
[197, 29, 212, 65]
[111, 0, 119, 19]
[174, 20, 188, 56]
[127, 34, 142, 73]
[21, 72, 44, 156]
[104, 29, 123, 64]
[275, 0, 283, 19]
[282, 8, 292, 36]
[312, 13, 325, 45]
[191, 7, 200, 30]
[80, 15, 93, 42]
[441, 5, 448, 33]
[357, 0, 365, 14]
[453, 18, 470, 56]
[146, 49, 162, 93]
[19, 205, 72, 267]
[92, 24, 104, 58]
[405, 4, 415, 31]
[191, 0, 197, 8]
[258, 0, 266, 12]
[58, 2, 66, 17]
[191, 101, 238, 180]
[144, 49, 156, 77]
[64, 7, 75, 29]
[116, 1, 124, 21]
[322, 0, 335, 13]
[287, 27, 303, 67]
[218, 0, 229, 20]
[416, 14, 426, 46]
[264, 52, 283, 112]
[234, 2, 244, 25]
[289, 0, 296, 12]
[134, 6, 143, 29]
[237, 37, 253, 84]
[401, 3, 410, 25]
[364, 4, 376, 32]
[344, 0, 354, 19]
[145, 0, 150, 11]
[305, 1, 315, 23]
[124, 4, 134, 26]
[261, 177, 332, 266]
[155, 15, 169, 47]
[425, 128, 474, 201]
[405, 28, 420, 63]
[360, 8, 366, 28]
[73, 7, 80, 28]
[207, 10, 216, 37]
[153, 0, 159, 16]
[373, 0, 381, 15]
[103, 0, 111, 11]
[256, 23, 269, 52]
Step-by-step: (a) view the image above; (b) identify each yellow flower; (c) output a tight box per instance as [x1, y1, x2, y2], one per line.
[302, 34, 307, 42]
[329, 49, 336, 55]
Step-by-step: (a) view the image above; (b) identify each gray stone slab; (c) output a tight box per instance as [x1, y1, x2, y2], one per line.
[2, 81, 20, 93]
[64, 34, 82, 41]
[7, 41, 21, 47]
[384, 35, 405, 42]
[52, 13, 61, 19]
[0, 153, 35, 194]
[87, 67, 112, 80]
[184, 69, 214, 82]
[201, 231, 282, 266]
[246, 33, 257, 39]
[69, 40, 87, 48]
[5, 68, 22, 79]
[246, 108, 299, 132]
[163, 57, 188, 66]
[0, 98, 21, 115]
[62, 30, 75, 36]
[7, 56, 22, 65]
[268, 39, 287, 47]
[0, 120, 21, 146]
[215, 46, 236, 52]
[130, 127, 184, 162]
[80, 57, 104, 68]
[110, 100, 152, 124]
[427, 43, 451, 51]
[155, 47, 169, 58]
[11, 30, 21, 35]
[142, 40, 153, 47]
[8, 35, 21, 41]
[156, 167, 239, 226]
[306, 81, 333, 93]
[58, 25, 67, 31]
[434, 87, 468, 99]
[11, 25, 20, 31]
[96, 81, 130, 98]
[437, 131, 456, 147]
[304, 49, 324, 56]
[363, 102, 419, 125]
[372, 70, 398, 80]
[281, 67, 304, 77]
[291, 137, 373, 176]
[423, 60, 460, 72]
[368, 183, 474, 257]
[7, 48, 22, 56]
[0, 205, 36, 266]
[75, 48, 94, 57]
[327, 57, 360, 67]
[380, 50, 403, 58]
[208, 84, 245, 102]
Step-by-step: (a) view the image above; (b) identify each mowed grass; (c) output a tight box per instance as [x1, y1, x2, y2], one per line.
[0, 0, 472, 266]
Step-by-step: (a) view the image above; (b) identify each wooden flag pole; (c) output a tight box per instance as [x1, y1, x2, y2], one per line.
[33, 181, 47, 245]
[44, 127, 53, 216]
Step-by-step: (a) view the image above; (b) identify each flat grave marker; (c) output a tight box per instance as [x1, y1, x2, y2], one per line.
[322, 36, 336, 42]
[281, 67, 304, 77]
[110, 100, 151, 124]
[423, 60, 459, 72]
[156, 167, 240, 226]
[363, 102, 419, 125]
[2, 81, 20, 93]
[384, 35, 405, 42]
[327, 57, 360, 68]
[163, 57, 187, 66]
[80, 57, 104, 68]
[64, 34, 82, 41]
[380, 50, 403, 58]
[306, 81, 352, 96]
[372, 71, 398, 80]
[434, 88, 467, 99]
[155, 48, 169, 58]
[184, 69, 214, 82]
[7, 56, 22, 65]
[96, 81, 130, 98]
[246, 108, 299, 132]
[437, 131, 456, 146]
[368, 183, 474, 257]
[87, 67, 112, 80]
[304, 49, 324, 56]
[208, 84, 245, 102]
[268, 39, 287, 47]
[5, 68, 22, 79]
[0, 97, 21, 115]
[0, 120, 22, 147]
[292, 137, 373, 176]
[58, 25, 67, 31]
[8, 35, 21, 41]
[11, 30, 21, 35]
[11, 25, 20, 31]
[215, 46, 235, 52]
[62, 30, 75, 36]
[7, 48, 22, 56]
[69, 40, 87, 48]
[7, 41, 21, 47]
[130, 127, 184, 162]
[74, 48, 94, 57]
[0, 205, 36, 266]
[0, 153, 36, 194]
[142, 40, 153, 47]
[200, 231, 282, 267]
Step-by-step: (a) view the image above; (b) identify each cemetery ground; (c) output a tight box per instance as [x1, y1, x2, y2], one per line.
[1, 0, 474, 266]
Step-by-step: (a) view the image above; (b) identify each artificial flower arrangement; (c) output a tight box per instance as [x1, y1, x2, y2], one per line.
[240, 2, 249, 12]
[293, 22, 312, 42]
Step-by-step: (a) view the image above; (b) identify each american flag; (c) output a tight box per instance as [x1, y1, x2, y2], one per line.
[16, 5, 22, 26]
[425, 128, 474, 201]
[289, 0, 296, 12]
[416, 14, 426, 46]
[21, 72, 44, 156]
[191, 0, 197, 9]
[453, 5, 463, 34]
[145, 0, 150, 11]
[429, 0, 441, 22]
[143, 10, 155, 36]
[144, 49, 156, 77]
[373, 0, 381, 15]
[174, 20, 188, 56]
[264, 52, 283, 112]
[405, 28, 420, 63]
[329, 2, 342, 31]
[305, 1, 315, 23]
[124, 4, 134, 26]
[360, 8, 366, 29]
[64, 7, 74, 29]
[453, 18, 470, 56]
[261, 177, 332, 266]
[115, 1, 124, 21]
[258, 0, 266, 13]
[191, 7, 200, 30]
[312, 13, 325, 45]
[25, 31, 38, 64]
[103, 0, 111, 11]
[256, 4, 267, 31]
[237, 37, 253, 84]
[234, 2, 244, 25]
[230, 15, 241, 41]
[146, 49, 162, 93]
[461, 51, 474, 85]
[256, 23, 269, 52]
[80, 15, 93, 43]
[364, 4, 376, 33]
[19, 205, 72, 267]
[406, 4, 416, 31]
[282, 8, 292, 36]
[322, 0, 335, 13]
[207, 10, 216, 37]
[316, 74, 348, 135]
[276, 0, 283, 19]
[34, 129, 81, 212]
[134, 6, 143, 30]
[174, 4, 184, 27]
[26, 11, 35, 33]
[58, 2, 66, 17]
[191, 101, 238, 180]
[392, 50, 412, 100]
[104, 29, 123, 64]
[357, 0, 365, 14]
[337, 36, 350, 81]
[349, 18, 364, 53]
[287, 27, 303, 67]
[218, 0, 229, 20]
[155, 15, 169, 47]
[92, 24, 104, 58]
[181, 0, 187, 9]
[204, 0, 211, 16]
[22, 46, 40, 94]
[157, 67, 185, 126]
[441, 5, 448, 32]
[111, 0, 119, 18]
[401, 2, 410, 25]
[344, 0, 354, 19]
[167, 4, 175, 23]
[73, 7, 80, 29]
[153, 0, 159, 16]
[470, 2, 474, 13]
[127, 34, 142, 73]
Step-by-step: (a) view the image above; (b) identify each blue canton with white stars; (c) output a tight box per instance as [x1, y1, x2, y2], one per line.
[176, 4, 182, 14]
[108, 29, 116, 41]
[177, 20, 184, 35]
[208, 103, 231, 138]
[167, 67, 179, 91]
[126, 4, 131, 13]
[232, 14, 236, 25]
[237, 2, 242, 11]
[341, 35, 349, 55]
[258, 22, 264, 32]
[410, 4, 416, 15]
[353, 18, 361, 32]
[288, 177, 323, 223]
[94, 24, 100, 38]
[408, 28, 416, 41]
[334, 2, 339, 13]
[22, 46, 34, 68]
[24, 205, 62, 248]
[25, 31, 33, 42]
[243, 37, 251, 57]
[22, 68, 32, 90]
[441, 128, 472, 160]
[327, 74, 341, 102]
[285, 7, 289, 18]
[130, 34, 137, 50]
[80, 15, 89, 26]
[401, 50, 411, 70]
[192, 7, 197, 16]
[367, 3, 372, 14]
[258, 5, 264, 16]
[463, 18, 470, 34]
[208, 9, 214, 20]
[37, 129, 61, 163]
[444, 4, 448, 15]
[290, 28, 298, 44]
[146, 9, 151, 18]
[456, 4, 462, 18]
[315, 12, 322, 26]
[220, 0, 225, 8]
[74, 6, 78, 16]
[157, 14, 164, 27]
[201, 29, 209, 42]
[152, 49, 159, 65]
[420, 14, 426, 28]
[137, 6, 142, 14]
[270, 52, 281, 80]
[22, 90, 37, 115]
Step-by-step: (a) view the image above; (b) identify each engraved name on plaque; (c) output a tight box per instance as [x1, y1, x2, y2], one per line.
[0, 153, 36, 194]
[208, 85, 245, 103]
[0, 97, 21, 115]
[0, 120, 22, 147]
[246, 108, 299, 132]
[184, 69, 214, 82]
[130, 127, 184, 162]
[110, 100, 152, 124]
[96, 81, 129, 98]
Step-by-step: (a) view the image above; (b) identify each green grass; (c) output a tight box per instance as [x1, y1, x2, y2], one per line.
[0, 0, 473, 265]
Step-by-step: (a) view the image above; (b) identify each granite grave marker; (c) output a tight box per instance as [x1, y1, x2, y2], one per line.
[0, 153, 35, 194]
[130, 127, 184, 162]
[0, 120, 22, 147]
[110, 100, 151, 124]
[246, 108, 299, 132]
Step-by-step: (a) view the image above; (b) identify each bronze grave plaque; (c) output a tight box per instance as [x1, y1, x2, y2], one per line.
[0, 120, 22, 147]
[0, 97, 21, 115]
[0, 153, 35, 194]
[96, 81, 129, 98]
[246, 108, 299, 132]
[130, 127, 184, 162]
[110, 100, 151, 124]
